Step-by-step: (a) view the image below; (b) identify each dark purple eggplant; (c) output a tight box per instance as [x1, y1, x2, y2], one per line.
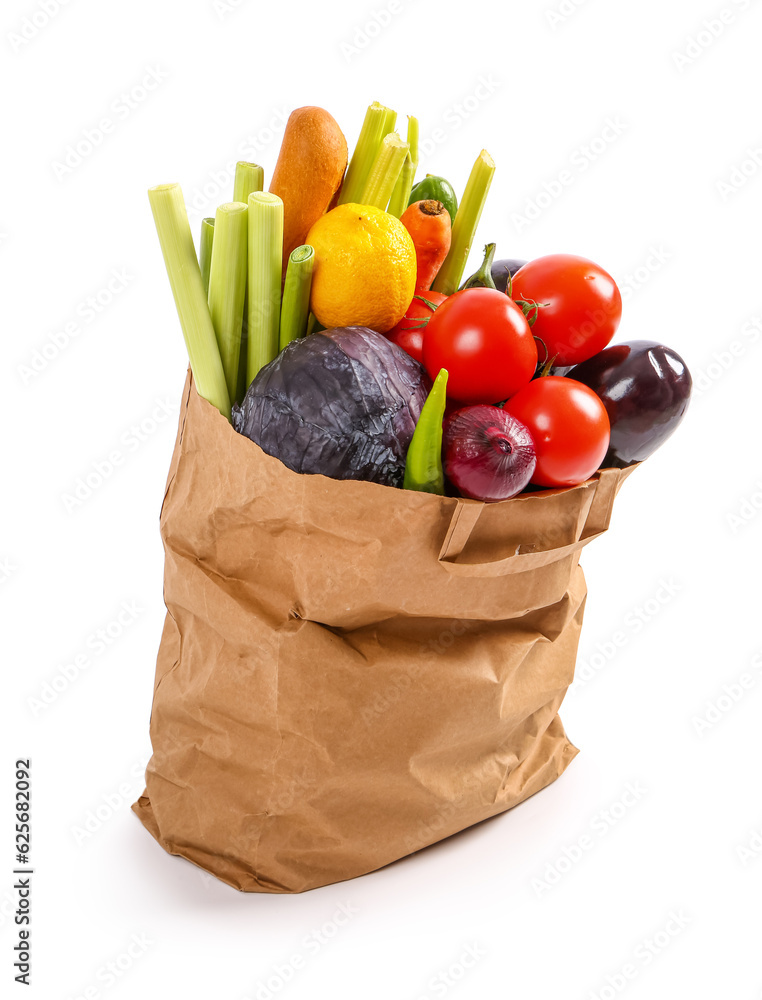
[568, 340, 691, 468]
[232, 327, 428, 487]
[491, 258, 528, 293]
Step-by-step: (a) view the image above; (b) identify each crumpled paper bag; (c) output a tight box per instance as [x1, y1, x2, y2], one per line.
[133, 374, 633, 892]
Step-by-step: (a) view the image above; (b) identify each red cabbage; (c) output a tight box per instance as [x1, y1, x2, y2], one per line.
[232, 327, 429, 487]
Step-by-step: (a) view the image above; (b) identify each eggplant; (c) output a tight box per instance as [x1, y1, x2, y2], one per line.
[491, 258, 528, 293]
[568, 340, 692, 468]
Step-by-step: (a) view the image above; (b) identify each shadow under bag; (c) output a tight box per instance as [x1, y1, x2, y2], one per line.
[133, 374, 633, 893]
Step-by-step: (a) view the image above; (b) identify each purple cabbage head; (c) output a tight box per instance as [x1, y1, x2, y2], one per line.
[232, 327, 429, 487]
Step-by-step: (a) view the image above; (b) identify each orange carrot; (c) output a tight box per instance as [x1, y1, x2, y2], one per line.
[400, 200, 452, 291]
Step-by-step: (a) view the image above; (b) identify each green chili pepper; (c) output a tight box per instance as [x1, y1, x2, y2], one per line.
[408, 174, 458, 225]
[460, 242, 497, 290]
[404, 368, 449, 495]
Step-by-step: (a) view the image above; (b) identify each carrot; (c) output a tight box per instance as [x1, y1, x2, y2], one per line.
[269, 107, 348, 276]
[400, 199, 452, 291]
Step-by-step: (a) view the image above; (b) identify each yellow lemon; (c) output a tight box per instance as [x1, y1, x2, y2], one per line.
[306, 203, 417, 334]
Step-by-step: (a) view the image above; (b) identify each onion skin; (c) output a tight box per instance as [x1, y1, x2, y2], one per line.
[443, 406, 536, 502]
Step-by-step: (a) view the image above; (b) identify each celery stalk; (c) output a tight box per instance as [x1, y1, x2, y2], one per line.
[148, 183, 230, 419]
[338, 101, 395, 205]
[233, 161, 264, 204]
[279, 245, 315, 350]
[208, 202, 247, 403]
[386, 152, 412, 218]
[199, 217, 215, 295]
[431, 150, 496, 295]
[232, 162, 263, 400]
[361, 132, 409, 211]
[235, 332, 249, 404]
[387, 117, 419, 218]
[381, 107, 397, 138]
[247, 192, 283, 384]
[407, 115, 419, 173]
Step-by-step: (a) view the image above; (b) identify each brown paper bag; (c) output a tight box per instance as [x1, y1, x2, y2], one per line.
[133, 374, 634, 893]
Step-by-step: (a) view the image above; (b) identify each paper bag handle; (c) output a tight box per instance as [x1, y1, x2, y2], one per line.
[437, 469, 623, 578]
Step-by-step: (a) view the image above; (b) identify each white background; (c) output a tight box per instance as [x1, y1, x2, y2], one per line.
[3, 0, 761, 997]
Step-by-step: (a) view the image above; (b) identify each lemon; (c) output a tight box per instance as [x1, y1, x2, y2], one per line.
[306, 203, 417, 334]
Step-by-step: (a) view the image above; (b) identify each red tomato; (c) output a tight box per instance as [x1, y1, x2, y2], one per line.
[504, 377, 610, 487]
[423, 288, 537, 404]
[510, 254, 622, 366]
[385, 291, 447, 364]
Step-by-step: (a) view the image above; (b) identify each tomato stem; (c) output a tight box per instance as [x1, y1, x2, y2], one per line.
[533, 334, 549, 366]
[515, 297, 549, 328]
[413, 294, 443, 311]
[399, 317, 430, 330]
